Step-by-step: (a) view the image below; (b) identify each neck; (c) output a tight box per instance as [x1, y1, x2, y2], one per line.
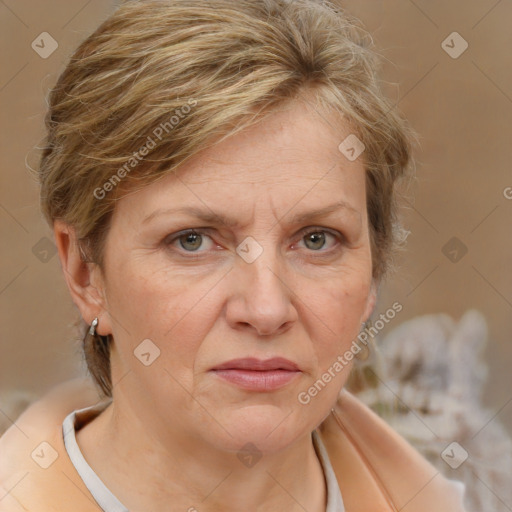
[76, 397, 327, 512]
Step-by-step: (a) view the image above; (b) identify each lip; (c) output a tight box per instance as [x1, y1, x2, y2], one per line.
[211, 357, 301, 391]
[212, 357, 300, 372]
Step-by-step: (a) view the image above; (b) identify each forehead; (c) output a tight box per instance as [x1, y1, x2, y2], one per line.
[113, 100, 367, 225]
[181, 101, 360, 179]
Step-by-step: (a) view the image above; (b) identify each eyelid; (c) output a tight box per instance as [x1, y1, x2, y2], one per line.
[300, 226, 343, 238]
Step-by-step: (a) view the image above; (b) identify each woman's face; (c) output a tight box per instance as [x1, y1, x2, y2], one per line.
[93, 99, 376, 453]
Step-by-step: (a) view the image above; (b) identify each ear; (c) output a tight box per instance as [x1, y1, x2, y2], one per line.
[53, 220, 111, 336]
[362, 278, 378, 323]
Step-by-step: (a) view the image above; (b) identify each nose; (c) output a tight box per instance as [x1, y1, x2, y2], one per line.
[224, 246, 298, 337]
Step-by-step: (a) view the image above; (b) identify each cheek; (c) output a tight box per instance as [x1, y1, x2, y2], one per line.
[303, 268, 371, 364]
[294, 274, 371, 412]
[108, 261, 193, 344]
[109, 259, 234, 387]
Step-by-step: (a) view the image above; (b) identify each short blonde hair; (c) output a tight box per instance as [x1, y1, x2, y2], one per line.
[38, 0, 414, 396]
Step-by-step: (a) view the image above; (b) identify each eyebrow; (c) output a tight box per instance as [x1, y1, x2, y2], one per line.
[142, 200, 361, 227]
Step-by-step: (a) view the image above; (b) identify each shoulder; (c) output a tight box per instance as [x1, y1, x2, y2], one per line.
[0, 378, 103, 512]
[317, 389, 467, 512]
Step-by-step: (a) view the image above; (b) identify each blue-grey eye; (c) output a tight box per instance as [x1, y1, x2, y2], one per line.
[303, 231, 327, 250]
[178, 231, 203, 251]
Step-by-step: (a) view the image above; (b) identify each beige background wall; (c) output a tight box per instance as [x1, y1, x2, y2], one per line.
[1, 0, 511, 437]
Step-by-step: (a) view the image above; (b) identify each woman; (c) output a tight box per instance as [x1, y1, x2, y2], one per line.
[0, 1, 467, 510]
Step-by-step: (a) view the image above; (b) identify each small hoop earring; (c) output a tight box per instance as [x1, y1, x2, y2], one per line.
[89, 317, 99, 336]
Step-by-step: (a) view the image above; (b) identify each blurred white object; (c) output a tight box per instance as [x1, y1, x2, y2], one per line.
[352, 309, 512, 512]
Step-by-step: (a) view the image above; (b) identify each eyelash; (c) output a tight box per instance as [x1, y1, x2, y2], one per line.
[163, 227, 345, 258]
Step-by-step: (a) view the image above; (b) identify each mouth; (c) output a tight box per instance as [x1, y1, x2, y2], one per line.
[210, 357, 302, 392]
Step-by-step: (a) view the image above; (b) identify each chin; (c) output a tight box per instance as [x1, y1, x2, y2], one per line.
[204, 403, 311, 455]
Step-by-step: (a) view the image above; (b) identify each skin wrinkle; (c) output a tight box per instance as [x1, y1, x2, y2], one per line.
[54, 99, 377, 512]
